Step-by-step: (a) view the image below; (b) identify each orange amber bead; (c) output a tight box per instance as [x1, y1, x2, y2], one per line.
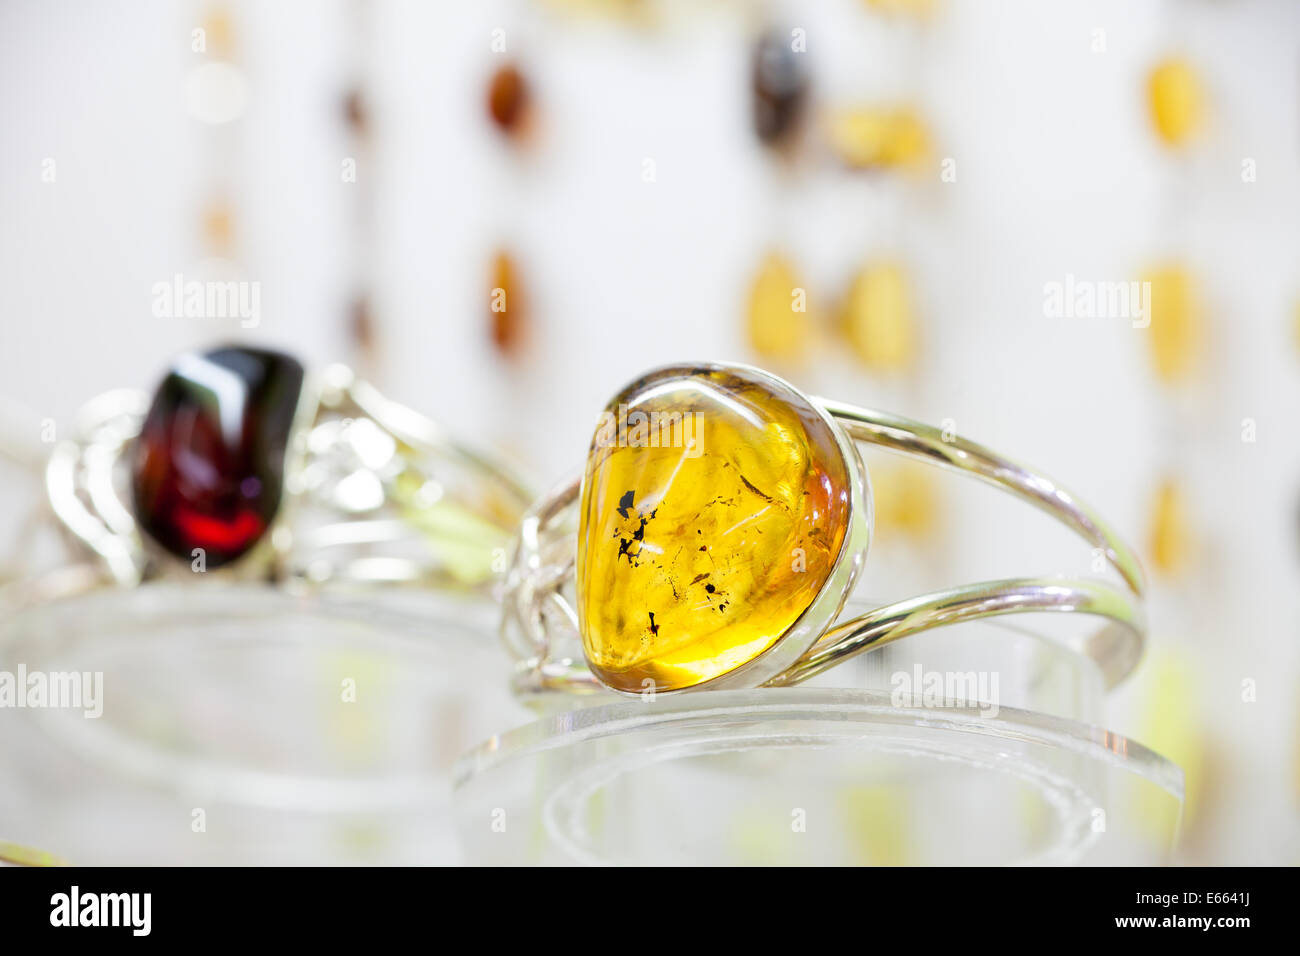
[488, 250, 526, 355]
[487, 64, 530, 135]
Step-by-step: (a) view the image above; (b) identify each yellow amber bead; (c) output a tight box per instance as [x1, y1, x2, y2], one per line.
[746, 253, 812, 361]
[1148, 58, 1204, 147]
[827, 108, 929, 170]
[1143, 265, 1201, 383]
[1148, 479, 1192, 576]
[577, 366, 852, 693]
[871, 461, 935, 538]
[842, 262, 916, 370]
[540, 0, 655, 26]
[201, 6, 236, 59]
[863, 0, 934, 16]
[202, 198, 234, 255]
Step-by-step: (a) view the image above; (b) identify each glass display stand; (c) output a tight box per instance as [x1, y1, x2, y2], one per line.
[454, 614, 1183, 866]
[0, 587, 1184, 866]
[0, 583, 529, 865]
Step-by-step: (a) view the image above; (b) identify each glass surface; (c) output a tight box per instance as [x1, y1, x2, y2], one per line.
[455, 689, 1183, 865]
[0, 583, 529, 865]
[456, 605, 1183, 866]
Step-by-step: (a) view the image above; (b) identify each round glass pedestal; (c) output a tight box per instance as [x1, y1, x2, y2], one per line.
[455, 613, 1183, 866]
[454, 690, 1182, 866]
[0, 584, 529, 865]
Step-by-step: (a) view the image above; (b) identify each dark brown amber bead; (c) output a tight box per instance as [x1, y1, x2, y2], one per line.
[342, 87, 369, 136]
[131, 346, 305, 567]
[752, 28, 807, 146]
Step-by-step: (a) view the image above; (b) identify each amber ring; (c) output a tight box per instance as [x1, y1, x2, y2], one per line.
[502, 363, 1146, 699]
[1, 344, 529, 606]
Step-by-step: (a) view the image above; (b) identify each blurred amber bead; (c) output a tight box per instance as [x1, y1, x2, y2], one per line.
[828, 108, 929, 170]
[1143, 265, 1201, 383]
[746, 253, 812, 361]
[842, 262, 915, 370]
[349, 294, 375, 355]
[201, 199, 234, 255]
[487, 64, 530, 135]
[540, 0, 652, 24]
[201, 6, 235, 59]
[488, 250, 526, 355]
[863, 0, 934, 15]
[871, 462, 936, 538]
[1148, 480, 1192, 576]
[752, 27, 808, 147]
[1148, 58, 1204, 147]
[343, 88, 369, 136]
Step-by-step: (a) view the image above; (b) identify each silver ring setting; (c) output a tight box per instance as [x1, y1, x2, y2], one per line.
[10, 344, 531, 608]
[503, 362, 1146, 701]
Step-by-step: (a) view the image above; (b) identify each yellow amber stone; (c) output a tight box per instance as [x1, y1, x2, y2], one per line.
[1148, 479, 1192, 576]
[827, 108, 929, 170]
[577, 366, 852, 693]
[842, 262, 916, 370]
[1143, 265, 1201, 383]
[746, 253, 812, 361]
[1148, 58, 1204, 147]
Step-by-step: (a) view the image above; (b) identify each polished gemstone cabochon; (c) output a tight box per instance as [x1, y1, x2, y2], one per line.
[131, 346, 305, 567]
[577, 365, 853, 693]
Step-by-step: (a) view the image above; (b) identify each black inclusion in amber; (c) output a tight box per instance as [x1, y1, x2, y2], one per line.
[131, 345, 305, 568]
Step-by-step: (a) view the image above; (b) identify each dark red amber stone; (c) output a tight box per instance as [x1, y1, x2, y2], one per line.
[131, 346, 305, 568]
